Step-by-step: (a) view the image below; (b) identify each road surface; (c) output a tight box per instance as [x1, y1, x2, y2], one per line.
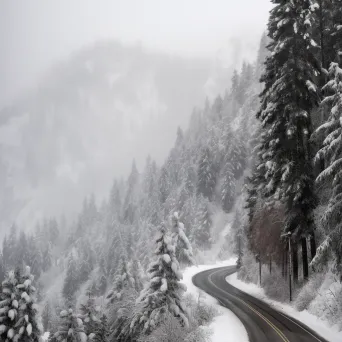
[192, 266, 329, 342]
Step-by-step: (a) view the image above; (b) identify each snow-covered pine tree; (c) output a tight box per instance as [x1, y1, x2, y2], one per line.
[221, 156, 236, 213]
[54, 309, 87, 342]
[91, 313, 108, 342]
[312, 61, 342, 277]
[179, 195, 198, 239]
[26, 235, 43, 278]
[78, 239, 95, 284]
[0, 269, 21, 341]
[128, 259, 144, 293]
[48, 218, 60, 247]
[42, 244, 52, 273]
[197, 147, 216, 201]
[229, 129, 247, 180]
[123, 160, 139, 224]
[108, 179, 122, 228]
[42, 301, 53, 332]
[106, 256, 134, 303]
[14, 266, 42, 342]
[256, 0, 321, 280]
[158, 166, 171, 204]
[309, 0, 341, 72]
[79, 291, 100, 337]
[0, 257, 5, 283]
[129, 225, 188, 336]
[170, 212, 195, 265]
[62, 254, 78, 307]
[193, 196, 212, 250]
[231, 69, 240, 98]
[5, 225, 18, 268]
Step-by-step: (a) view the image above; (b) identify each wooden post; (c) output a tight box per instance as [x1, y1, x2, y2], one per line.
[289, 238, 292, 302]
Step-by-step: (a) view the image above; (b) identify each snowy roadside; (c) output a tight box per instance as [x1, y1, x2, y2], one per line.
[226, 273, 342, 342]
[182, 259, 249, 342]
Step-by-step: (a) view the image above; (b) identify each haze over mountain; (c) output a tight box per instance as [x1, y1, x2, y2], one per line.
[0, 40, 249, 233]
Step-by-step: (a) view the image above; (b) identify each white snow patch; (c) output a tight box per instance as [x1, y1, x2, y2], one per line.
[226, 273, 342, 342]
[210, 310, 249, 342]
[182, 259, 249, 342]
[41, 332, 50, 341]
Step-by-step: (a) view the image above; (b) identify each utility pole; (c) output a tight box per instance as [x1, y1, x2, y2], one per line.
[281, 232, 292, 302]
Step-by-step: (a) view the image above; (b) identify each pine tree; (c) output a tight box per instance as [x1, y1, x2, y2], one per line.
[231, 69, 240, 96]
[123, 160, 139, 224]
[42, 244, 52, 273]
[256, 0, 321, 281]
[245, 163, 263, 224]
[221, 159, 236, 213]
[0, 256, 5, 283]
[106, 257, 134, 303]
[0, 269, 21, 341]
[128, 259, 144, 293]
[91, 313, 108, 342]
[197, 147, 216, 201]
[78, 239, 95, 284]
[79, 291, 100, 337]
[26, 236, 43, 278]
[14, 266, 42, 342]
[48, 218, 60, 246]
[42, 301, 53, 332]
[108, 179, 122, 226]
[62, 255, 78, 306]
[193, 197, 212, 249]
[170, 212, 195, 265]
[54, 309, 87, 342]
[6, 225, 18, 268]
[159, 166, 171, 204]
[130, 225, 188, 336]
[312, 62, 342, 276]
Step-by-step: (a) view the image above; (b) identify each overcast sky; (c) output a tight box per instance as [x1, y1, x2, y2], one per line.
[0, 0, 272, 107]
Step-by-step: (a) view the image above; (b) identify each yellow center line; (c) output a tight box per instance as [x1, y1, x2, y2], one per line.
[206, 268, 290, 342]
[241, 300, 289, 342]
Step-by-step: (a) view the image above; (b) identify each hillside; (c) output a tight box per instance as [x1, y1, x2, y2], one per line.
[0, 41, 236, 236]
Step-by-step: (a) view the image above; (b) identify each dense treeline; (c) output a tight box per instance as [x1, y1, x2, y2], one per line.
[245, 0, 342, 289]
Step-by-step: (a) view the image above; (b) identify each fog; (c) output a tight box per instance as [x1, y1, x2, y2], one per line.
[0, 0, 271, 234]
[1, 0, 271, 106]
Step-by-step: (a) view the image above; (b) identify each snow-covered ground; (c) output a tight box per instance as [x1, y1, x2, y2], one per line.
[182, 259, 249, 342]
[226, 273, 342, 342]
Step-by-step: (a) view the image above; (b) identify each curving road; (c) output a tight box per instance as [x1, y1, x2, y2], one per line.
[192, 266, 329, 342]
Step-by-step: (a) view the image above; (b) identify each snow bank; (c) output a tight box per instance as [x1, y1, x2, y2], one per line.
[182, 259, 249, 342]
[226, 273, 342, 342]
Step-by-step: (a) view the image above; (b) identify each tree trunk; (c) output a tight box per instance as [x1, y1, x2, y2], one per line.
[269, 256, 272, 274]
[318, 0, 326, 70]
[284, 249, 288, 279]
[259, 259, 262, 287]
[292, 243, 298, 284]
[310, 232, 317, 260]
[301, 237, 309, 281]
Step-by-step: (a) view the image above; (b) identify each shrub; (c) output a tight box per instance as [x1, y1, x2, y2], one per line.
[184, 294, 218, 327]
[238, 250, 259, 284]
[262, 267, 289, 302]
[294, 272, 325, 311]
